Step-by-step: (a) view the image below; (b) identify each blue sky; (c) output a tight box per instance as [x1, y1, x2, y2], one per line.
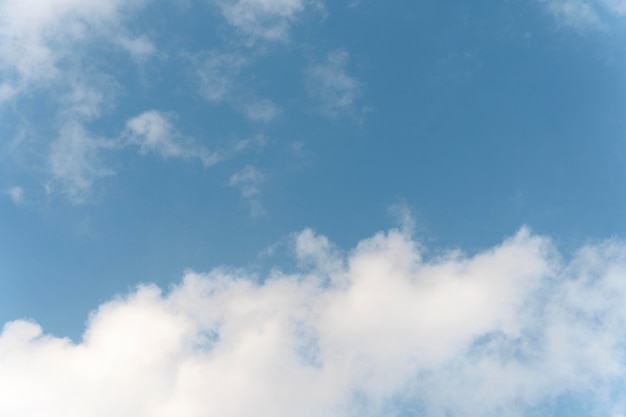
[2, 0, 626, 416]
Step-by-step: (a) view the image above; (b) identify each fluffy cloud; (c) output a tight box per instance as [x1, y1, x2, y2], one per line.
[124, 110, 220, 166]
[306, 50, 361, 118]
[3, 226, 626, 416]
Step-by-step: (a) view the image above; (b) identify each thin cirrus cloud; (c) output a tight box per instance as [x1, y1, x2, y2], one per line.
[3, 226, 626, 416]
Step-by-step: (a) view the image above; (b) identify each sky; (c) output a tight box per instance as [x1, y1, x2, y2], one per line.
[2, 0, 626, 415]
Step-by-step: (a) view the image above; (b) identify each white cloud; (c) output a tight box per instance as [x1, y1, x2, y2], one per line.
[4, 226, 626, 416]
[228, 165, 266, 216]
[0, 0, 156, 203]
[124, 110, 220, 166]
[47, 122, 116, 203]
[0, 0, 152, 97]
[307, 49, 361, 118]
[214, 0, 320, 43]
[5, 186, 24, 205]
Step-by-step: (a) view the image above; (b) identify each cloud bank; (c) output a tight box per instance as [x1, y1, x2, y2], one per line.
[3, 226, 626, 416]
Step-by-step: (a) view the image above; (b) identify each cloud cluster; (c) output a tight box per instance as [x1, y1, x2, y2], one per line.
[3, 226, 626, 416]
[0, 0, 151, 99]
[0, 0, 334, 205]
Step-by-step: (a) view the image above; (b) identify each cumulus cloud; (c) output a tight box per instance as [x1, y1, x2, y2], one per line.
[228, 165, 266, 216]
[124, 110, 220, 166]
[3, 226, 626, 416]
[307, 49, 361, 118]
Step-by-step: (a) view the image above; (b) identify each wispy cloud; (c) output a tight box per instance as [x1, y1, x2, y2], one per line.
[0, 0, 155, 204]
[4, 186, 24, 205]
[214, 0, 320, 43]
[542, 0, 602, 28]
[192, 51, 282, 123]
[4, 227, 626, 415]
[539, 0, 626, 29]
[239, 98, 282, 122]
[194, 51, 247, 103]
[306, 49, 361, 118]
[0, 0, 154, 99]
[124, 110, 220, 167]
[228, 165, 266, 216]
[46, 122, 116, 204]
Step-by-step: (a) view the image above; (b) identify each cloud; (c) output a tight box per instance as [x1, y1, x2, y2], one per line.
[46, 122, 116, 203]
[0, 0, 155, 203]
[192, 51, 282, 123]
[194, 52, 247, 103]
[213, 0, 320, 43]
[306, 49, 361, 118]
[5, 186, 24, 205]
[0, 0, 152, 99]
[124, 110, 220, 166]
[228, 165, 266, 216]
[539, 0, 626, 29]
[240, 98, 283, 122]
[3, 226, 626, 416]
[542, 0, 603, 27]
